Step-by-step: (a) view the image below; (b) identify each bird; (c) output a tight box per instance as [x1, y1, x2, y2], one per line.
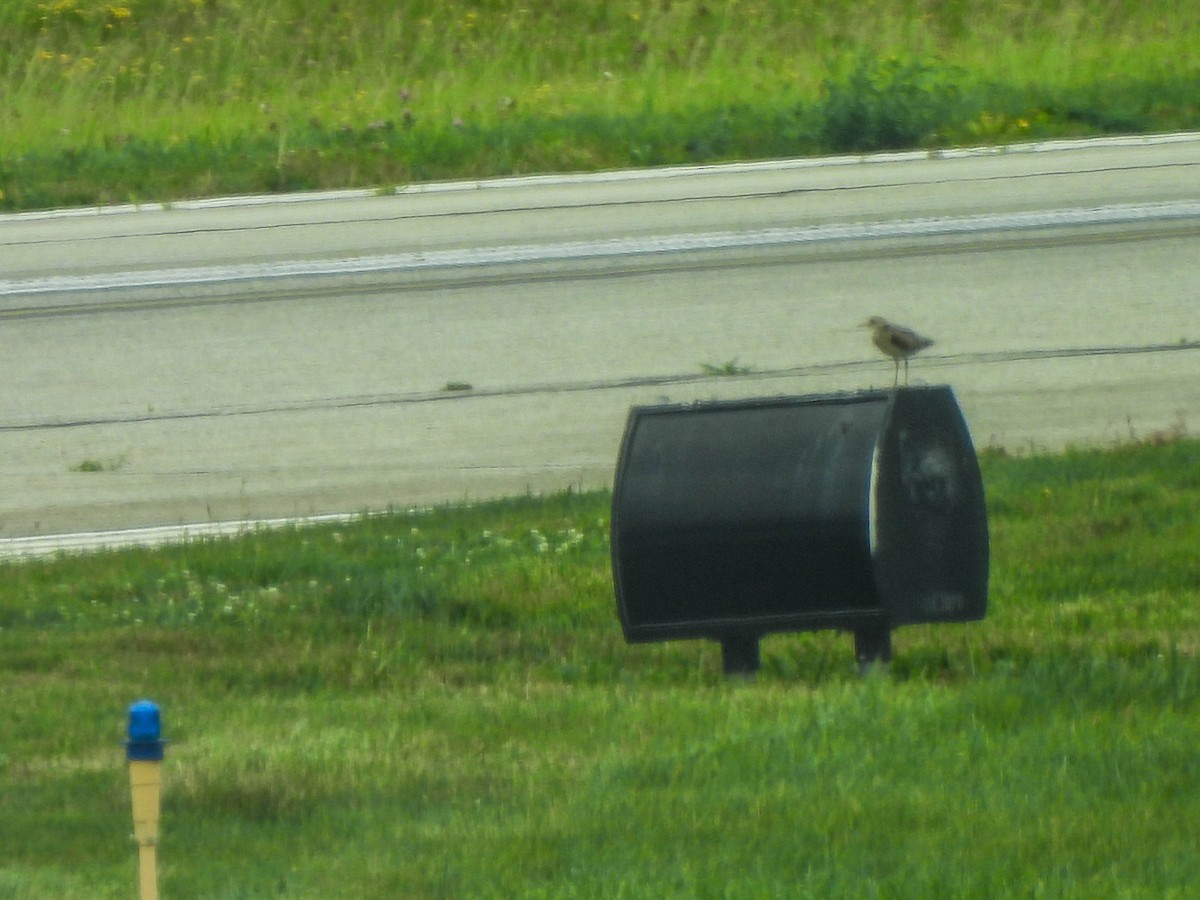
[864, 316, 934, 386]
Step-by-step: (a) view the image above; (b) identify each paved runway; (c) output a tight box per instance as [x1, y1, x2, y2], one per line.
[2, 135, 1198, 541]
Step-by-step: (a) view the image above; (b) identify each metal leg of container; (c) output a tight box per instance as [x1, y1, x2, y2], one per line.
[854, 626, 892, 673]
[720, 635, 761, 677]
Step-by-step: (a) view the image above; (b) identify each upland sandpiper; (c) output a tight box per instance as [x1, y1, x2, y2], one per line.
[864, 316, 934, 386]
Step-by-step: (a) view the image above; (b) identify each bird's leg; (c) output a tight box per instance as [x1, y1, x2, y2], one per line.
[892, 359, 899, 387]
[903, 357, 909, 385]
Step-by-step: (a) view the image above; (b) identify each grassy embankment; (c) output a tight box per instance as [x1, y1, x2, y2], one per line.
[2, 0, 1199, 210]
[1, 436, 1198, 897]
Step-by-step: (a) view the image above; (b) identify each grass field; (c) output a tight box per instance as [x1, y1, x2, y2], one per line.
[3, 2, 1199, 896]
[1, 437, 1198, 897]
[2, 0, 1199, 209]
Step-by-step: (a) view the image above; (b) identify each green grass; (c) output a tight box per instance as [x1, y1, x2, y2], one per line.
[700, 357, 753, 376]
[2, 0, 1199, 210]
[1, 438, 1199, 897]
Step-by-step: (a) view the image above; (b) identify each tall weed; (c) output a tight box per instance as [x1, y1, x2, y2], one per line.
[815, 55, 971, 152]
[2, 1, 1198, 208]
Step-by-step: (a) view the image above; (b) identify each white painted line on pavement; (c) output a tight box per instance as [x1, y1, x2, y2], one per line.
[0, 513, 364, 560]
[5, 200, 1199, 299]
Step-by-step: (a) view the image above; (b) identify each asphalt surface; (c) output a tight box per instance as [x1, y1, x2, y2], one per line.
[2, 134, 1198, 545]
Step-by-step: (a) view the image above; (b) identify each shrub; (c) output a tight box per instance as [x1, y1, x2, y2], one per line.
[816, 55, 972, 153]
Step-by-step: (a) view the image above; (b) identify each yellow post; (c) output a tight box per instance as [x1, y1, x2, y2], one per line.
[129, 759, 161, 900]
[127, 701, 166, 900]
[138, 844, 158, 900]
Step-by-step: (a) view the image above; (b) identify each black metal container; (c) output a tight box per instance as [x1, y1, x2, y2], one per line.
[611, 385, 988, 673]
